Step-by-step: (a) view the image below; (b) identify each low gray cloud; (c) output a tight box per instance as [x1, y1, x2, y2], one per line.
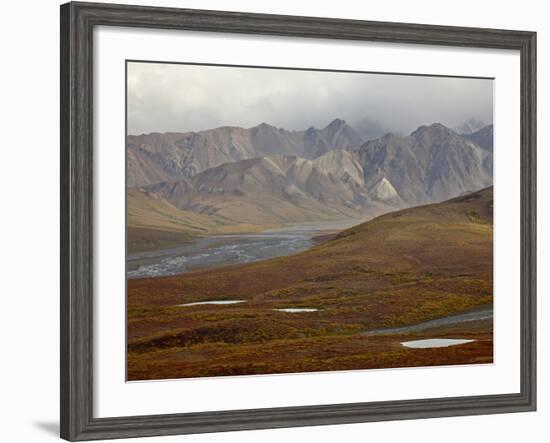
[127, 61, 493, 135]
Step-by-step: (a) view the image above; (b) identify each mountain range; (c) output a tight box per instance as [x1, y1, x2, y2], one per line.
[127, 120, 493, 250]
[141, 150, 384, 226]
[127, 118, 364, 188]
[453, 118, 490, 135]
[357, 123, 492, 204]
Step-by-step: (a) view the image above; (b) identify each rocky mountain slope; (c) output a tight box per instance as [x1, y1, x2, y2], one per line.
[357, 123, 492, 204]
[464, 124, 493, 152]
[141, 152, 392, 225]
[127, 119, 364, 187]
[454, 118, 489, 135]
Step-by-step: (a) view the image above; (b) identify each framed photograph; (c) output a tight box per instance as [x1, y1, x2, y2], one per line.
[60, 1, 536, 440]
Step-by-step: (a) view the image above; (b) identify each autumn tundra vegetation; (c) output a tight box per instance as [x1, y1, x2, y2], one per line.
[127, 187, 493, 380]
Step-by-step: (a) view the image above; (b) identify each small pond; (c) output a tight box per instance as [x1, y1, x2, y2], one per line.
[401, 338, 475, 349]
[178, 300, 246, 307]
[274, 308, 319, 313]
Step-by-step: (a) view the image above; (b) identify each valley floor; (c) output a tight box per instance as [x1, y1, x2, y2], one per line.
[127, 220, 359, 278]
[127, 188, 494, 380]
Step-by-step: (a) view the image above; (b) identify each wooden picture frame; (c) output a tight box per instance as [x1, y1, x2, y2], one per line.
[60, 2, 536, 440]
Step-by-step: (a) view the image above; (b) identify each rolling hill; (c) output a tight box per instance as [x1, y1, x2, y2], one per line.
[127, 187, 493, 379]
[127, 188, 217, 253]
[127, 188, 295, 252]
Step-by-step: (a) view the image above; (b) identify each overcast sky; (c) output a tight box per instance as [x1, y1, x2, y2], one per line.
[127, 61, 493, 136]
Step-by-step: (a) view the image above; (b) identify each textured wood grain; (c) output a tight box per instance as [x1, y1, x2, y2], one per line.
[60, 2, 537, 441]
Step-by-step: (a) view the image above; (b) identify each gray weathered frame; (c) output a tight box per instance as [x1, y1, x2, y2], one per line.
[60, 2, 537, 441]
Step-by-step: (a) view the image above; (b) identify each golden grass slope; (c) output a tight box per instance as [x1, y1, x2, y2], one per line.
[127, 189, 219, 253]
[127, 189, 287, 252]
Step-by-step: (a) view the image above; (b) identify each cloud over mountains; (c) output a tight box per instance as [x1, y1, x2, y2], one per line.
[127, 62, 493, 136]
